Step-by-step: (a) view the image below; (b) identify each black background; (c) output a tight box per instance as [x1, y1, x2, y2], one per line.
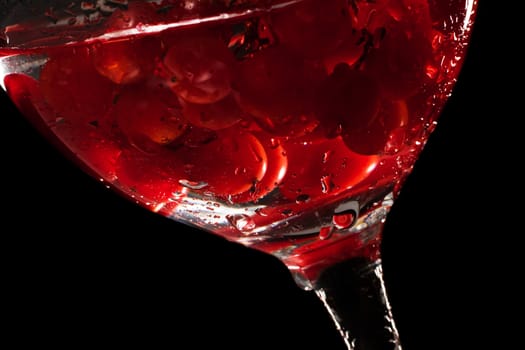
[2, 2, 511, 348]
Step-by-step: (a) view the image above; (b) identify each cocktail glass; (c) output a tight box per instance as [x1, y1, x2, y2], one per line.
[0, 1, 478, 348]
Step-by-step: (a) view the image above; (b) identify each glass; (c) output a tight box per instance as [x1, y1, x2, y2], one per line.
[0, 1, 478, 348]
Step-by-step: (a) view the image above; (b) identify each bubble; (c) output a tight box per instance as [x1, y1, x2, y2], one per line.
[319, 226, 333, 240]
[332, 211, 356, 230]
[227, 214, 256, 233]
[179, 179, 208, 190]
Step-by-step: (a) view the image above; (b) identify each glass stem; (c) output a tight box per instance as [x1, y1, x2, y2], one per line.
[314, 258, 402, 350]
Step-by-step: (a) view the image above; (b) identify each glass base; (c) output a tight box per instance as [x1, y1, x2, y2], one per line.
[315, 258, 402, 350]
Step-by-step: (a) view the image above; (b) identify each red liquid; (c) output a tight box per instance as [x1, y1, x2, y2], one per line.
[0, 0, 475, 284]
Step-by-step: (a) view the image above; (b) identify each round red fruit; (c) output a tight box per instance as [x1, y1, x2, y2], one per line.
[272, 0, 352, 58]
[113, 84, 187, 151]
[180, 93, 242, 130]
[91, 36, 162, 84]
[316, 64, 381, 137]
[115, 147, 184, 206]
[323, 31, 366, 74]
[174, 128, 268, 197]
[279, 136, 378, 201]
[4, 74, 44, 126]
[163, 33, 235, 104]
[363, 16, 433, 99]
[231, 132, 288, 203]
[40, 47, 116, 124]
[343, 99, 409, 155]
[235, 47, 325, 137]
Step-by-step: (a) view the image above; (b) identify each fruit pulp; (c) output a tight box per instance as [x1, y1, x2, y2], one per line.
[0, 0, 474, 284]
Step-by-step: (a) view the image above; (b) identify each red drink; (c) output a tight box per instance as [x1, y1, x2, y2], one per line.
[0, 0, 474, 284]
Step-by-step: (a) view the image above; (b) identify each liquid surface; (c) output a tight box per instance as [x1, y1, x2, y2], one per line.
[0, 0, 475, 283]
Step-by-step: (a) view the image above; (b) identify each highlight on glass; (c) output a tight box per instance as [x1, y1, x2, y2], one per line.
[0, 1, 477, 349]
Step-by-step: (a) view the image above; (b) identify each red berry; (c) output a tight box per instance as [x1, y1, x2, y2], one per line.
[5, 73, 122, 180]
[235, 47, 325, 137]
[279, 136, 378, 201]
[173, 128, 268, 197]
[180, 93, 243, 130]
[316, 64, 381, 137]
[4, 74, 44, 126]
[163, 32, 235, 104]
[39, 46, 116, 124]
[361, 0, 434, 99]
[112, 84, 187, 151]
[115, 147, 185, 206]
[343, 99, 409, 155]
[366, 28, 432, 99]
[272, 0, 352, 58]
[91, 36, 162, 84]
[231, 131, 288, 203]
[323, 32, 366, 74]
[388, 0, 433, 39]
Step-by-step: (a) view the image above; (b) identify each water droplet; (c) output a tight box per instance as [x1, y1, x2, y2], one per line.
[425, 64, 439, 80]
[179, 179, 208, 190]
[295, 194, 310, 204]
[269, 138, 280, 149]
[169, 190, 186, 202]
[319, 226, 333, 240]
[227, 214, 256, 233]
[384, 128, 406, 155]
[290, 270, 313, 291]
[322, 150, 332, 163]
[281, 209, 293, 216]
[332, 210, 356, 229]
[320, 175, 332, 194]
[255, 208, 269, 217]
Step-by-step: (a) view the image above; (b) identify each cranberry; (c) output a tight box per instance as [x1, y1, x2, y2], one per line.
[362, 0, 434, 99]
[367, 29, 432, 99]
[235, 47, 325, 137]
[180, 93, 243, 130]
[279, 136, 378, 201]
[316, 64, 381, 138]
[231, 131, 288, 203]
[112, 84, 187, 151]
[115, 147, 184, 205]
[163, 32, 235, 104]
[323, 31, 366, 74]
[343, 98, 409, 155]
[5, 73, 122, 179]
[39, 46, 116, 125]
[91, 36, 162, 84]
[271, 0, 352, 58]
[173, 128, 268, 197]
[4, 74, 43, 125]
